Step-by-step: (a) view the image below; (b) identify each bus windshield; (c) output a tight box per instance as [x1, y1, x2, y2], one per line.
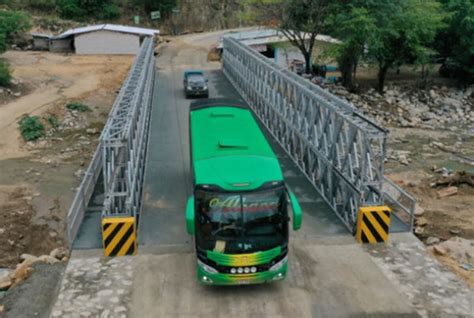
[195, 186, 288, 254]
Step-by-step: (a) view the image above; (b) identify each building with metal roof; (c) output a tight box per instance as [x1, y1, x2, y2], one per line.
[218, 29, 340, 69]
[44, 24, 159, 55]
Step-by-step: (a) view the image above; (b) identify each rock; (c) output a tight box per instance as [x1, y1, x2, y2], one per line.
[433, 244, 447, 256]
[20, 254, 39, 265]
[74, 169, 85, 179]
[86, 128, 98, 135]
[0, 276, 12, 290]
[398, 154, 409, 165]
[414, 205, 424, 217]
[414, 226, 424, 235]
[460, 263, 472, 271]
[442, 97, 463, 109]
[0, 304, 4, 314]
[11, 263, 31, 283]
[13, 92, 21, 97]
[437, 186, 458, 198]
[50, 247, 68, 260]
[416, 217, 428, 227]
[38, 255, 59, 264]
[426, 236, 440, 245]
[449, 228, 461, 235]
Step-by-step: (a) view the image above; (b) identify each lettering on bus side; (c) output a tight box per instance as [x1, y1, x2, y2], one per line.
[209, 196, 279, 213]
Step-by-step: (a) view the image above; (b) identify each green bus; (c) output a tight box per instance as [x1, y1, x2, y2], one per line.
[186, 98, 302, 285]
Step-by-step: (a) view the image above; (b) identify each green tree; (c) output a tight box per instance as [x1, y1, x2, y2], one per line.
[57, 0, 121, 20]
[0, 10, 31, 42]
[364, 0, 444, 93]
[435, 0, 474, 83]
[135, 0, 177, 18]
[326, 6, 375, 89]
[242, 0, 331, 74]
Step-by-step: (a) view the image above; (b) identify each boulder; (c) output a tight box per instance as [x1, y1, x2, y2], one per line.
[437, 186, 458, 198]
[433, 244, 448, 256]
[441, 97, 463, 109]
[50, 247, 69, 260]
[11, 263, 32, 283]
[0, 276, 12, 290]
[38, 255, 59, 264]
[426, 236, 440, 245]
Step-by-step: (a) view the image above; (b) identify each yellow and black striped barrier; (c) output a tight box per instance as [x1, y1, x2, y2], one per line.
[102, 216, 137, 256]
[355, 206, 391, 244]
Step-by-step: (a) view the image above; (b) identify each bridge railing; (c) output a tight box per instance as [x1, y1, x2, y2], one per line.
[101, 37, 155, 219]
[67, 37, 155, 246]
[223, 37, 414, 231]
[66, 146, 102, 247]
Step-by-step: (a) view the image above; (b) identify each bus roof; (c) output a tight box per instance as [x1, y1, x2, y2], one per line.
[190, 99, 283, 191]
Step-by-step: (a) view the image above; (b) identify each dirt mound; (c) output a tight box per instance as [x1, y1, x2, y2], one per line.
[0, 186, 59, 268]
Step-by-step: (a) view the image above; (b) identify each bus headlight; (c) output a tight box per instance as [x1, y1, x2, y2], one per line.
[187, 86, 192, 90]
[250, 267, 257, 273]
[244, 267, 250, 273]
[237, 267, 243, 274]
[198, 260, 218, 274]
[269, 256, 287, 272]
[230, 268, 237, 274]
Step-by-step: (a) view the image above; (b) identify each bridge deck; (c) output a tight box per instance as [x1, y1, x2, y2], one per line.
[138, 65, 348, 254]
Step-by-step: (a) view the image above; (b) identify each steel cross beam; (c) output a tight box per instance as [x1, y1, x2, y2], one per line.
[101, 37, 155, 218]
[223, 37, 390, 230]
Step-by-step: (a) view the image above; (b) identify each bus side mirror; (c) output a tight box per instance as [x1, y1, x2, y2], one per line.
[289, 190, 302, 231]
[186, 196, 195, 235]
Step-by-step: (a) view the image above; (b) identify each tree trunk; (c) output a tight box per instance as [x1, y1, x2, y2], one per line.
[377, 64, 389, 94]
[303, 51, 311, 74]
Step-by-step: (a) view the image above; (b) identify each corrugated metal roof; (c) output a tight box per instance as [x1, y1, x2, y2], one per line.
[217, 29, 340, 49]
[55, 24, 159, 39]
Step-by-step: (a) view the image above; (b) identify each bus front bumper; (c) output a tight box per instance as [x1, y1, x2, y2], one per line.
[197, 263, 288, 285]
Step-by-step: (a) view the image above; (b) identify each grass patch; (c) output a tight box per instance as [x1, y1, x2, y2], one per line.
[19, 115, 45, 141]
[46, 115, 60, 129]
[0, 59, 11, 87]
[66, 102, 91, 112]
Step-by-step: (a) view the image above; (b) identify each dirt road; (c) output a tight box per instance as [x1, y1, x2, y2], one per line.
[0, 51, 133, 160]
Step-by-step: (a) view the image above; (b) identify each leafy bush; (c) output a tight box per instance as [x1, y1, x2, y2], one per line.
[102, 3, 121, 19]
[47, 115, 60, 129]
[0, 59, 11, 87]
[57, 0, 122, 20]
[22, 0, 56, 11]
[0, 10, 31, 42]
[19, 115, 45, 141]
[0, 32, 6, 54]
[56, 0, 85, 20]
[66, 102, 91, 112]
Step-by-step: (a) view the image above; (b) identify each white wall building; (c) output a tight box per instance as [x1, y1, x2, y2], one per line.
[48, 24, 159, 55]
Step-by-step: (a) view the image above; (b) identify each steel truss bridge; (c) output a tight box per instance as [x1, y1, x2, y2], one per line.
[67, 35, 416, 249]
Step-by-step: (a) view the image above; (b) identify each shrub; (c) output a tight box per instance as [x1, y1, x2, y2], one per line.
[56, 0, 85, 20]
[0, 10, 31, 42]
[23, 0, 56, 11]
[102, 3, 121, 20]
[19, 115, 45, 141]
[0, 59, 11, 87]
[66, 102, 91, 112]
[0, 32, 6, 54]
[47, 115, 60, 129]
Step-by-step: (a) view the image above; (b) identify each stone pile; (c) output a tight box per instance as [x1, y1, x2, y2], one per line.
[0, 247, 69, 295]
[324, 83, 473, 130]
